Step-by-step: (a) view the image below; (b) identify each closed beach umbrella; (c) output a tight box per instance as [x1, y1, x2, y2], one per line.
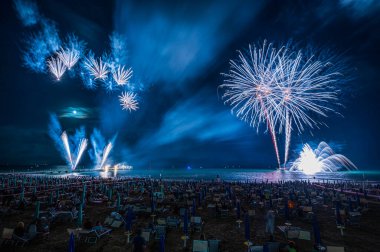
[78, 204, 83, 227]
[236, 200, 241, 219]
[356, 193, 360, 208]
[348, 198, 353, 212]
[20, 186, 24, 202]
[151, 195, 155, 213]
[34, 201, 40, 219]
[192, 199, 196, 216]
[160, 235, 165, 252]
[284, 199, 289, 220]
[49, 192, 53, 205]
[116, 193, 121, 212]
[69, 232, 75, 252]
[125, 207, 133, 231]
[312, 215, 321, 245]
[183, 209, 188, 236]
[244, 213, 250, 241]
[336, 203, 343, 225]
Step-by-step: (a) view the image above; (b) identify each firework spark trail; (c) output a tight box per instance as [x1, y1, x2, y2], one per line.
[61, 131, 73, 167]
[57, 47, 80, 69]
[83, 55, 109, 80]
[284, 110, 292, 166]
[112, 65, 133, 85]
[73, 138, 88, 170]
[47, 56, 66, 80]
[119, 91, 139, 111]
[100, 142, 113, 169]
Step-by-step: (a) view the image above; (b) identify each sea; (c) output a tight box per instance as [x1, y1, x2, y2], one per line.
[1, 166, 380, 183]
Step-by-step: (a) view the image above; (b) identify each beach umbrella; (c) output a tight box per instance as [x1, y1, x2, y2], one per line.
[312, 215, 321, 245]
[125, 207, 133, 231]
[160, 235, 165, 252]
[81, 185, 86, 204]
[236, 200, 241, 219]
[151, 195, 155, 213]
[34, 201, 40, 219]
[284, 199, 289, 220]
[116, 193, 121, 212]
[364, 190, 368, 199]
[348, 198, 353, 212]
[244, 213, 250, 241]
[78, 204, 83, 227]
[20, 186, 24, 202]
[269, 196, 273, 208]
[183, 209, 188, 236]
[49, 192, 53, 205]
[263, 243, 269, 252]
[69, 232, 75, 252]
[356, 193, 360, 208]
[335, 202, 343, 225]
[192, 199, 196, 216]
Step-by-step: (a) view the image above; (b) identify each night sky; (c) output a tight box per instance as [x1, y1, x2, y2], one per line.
[1, 0, 380, 170]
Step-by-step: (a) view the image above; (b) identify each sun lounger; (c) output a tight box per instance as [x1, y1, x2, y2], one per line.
[155, 225, 166, 240]
[141, 231, 150, 243]
[298, 230, 311, 240]
[157, 218, 166, 225]
[249, 245, 263, 252]
[326, 246, 345, 252]
[111, 220, 123, 228]
[192, 239, 209, 252]
[208, 239, 220, 252]
[1, 228, 14, 245]
[104, 216, 113, 226]
[191, 216, 202, 232]
[266, 242, 280, 252]
[166, 216, 180, 228]
[78, 229, 97, 244]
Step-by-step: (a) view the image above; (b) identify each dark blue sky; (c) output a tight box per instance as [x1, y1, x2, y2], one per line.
[1, 0, 380, 169]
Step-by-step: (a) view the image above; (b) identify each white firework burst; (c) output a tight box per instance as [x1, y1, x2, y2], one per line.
[118, 91, 138, 111]
[47, 56, 67, 80]
[290, 142, 357, 174]
[112, 65, 133, 85]
[220, 41, 347, 168]
[57, 47, 80, 69]
[83, 55, 109, 80]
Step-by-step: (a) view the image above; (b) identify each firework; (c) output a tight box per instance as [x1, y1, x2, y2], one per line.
[83, 55, 108, 80]
[100, 142, 113, 169]
[119, 91, 139, 111]
[57, 47, 80, 69]
[112, 65, 133, 85]
[220, 41, 347, 168]
[60, 131, 73, 167]
[72, 138, 88, 170]
[47, 56, 66, 80]
[290, 142, 357, 174]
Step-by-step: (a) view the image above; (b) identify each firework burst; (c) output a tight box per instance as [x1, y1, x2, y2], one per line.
[290, 142, 357, 174]
[112, 65, 133, 85]
[220, 41, 348, 168]
[57, 47, 80, 69]
[83, 55, 109, 80]
[47, 56, 66, 80]
[119, 91, 139, 111]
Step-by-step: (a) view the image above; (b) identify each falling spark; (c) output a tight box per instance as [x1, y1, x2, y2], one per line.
[57, 47, 80, 69]
[47, 56, 66, 80]
[112, 65, 133, 85]
[119, 91, 139, 111]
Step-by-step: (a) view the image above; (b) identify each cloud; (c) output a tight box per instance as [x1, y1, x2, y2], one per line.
[114, 0, 264, 86]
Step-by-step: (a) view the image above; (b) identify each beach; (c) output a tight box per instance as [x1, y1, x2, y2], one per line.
[1, 174, 380, 252]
